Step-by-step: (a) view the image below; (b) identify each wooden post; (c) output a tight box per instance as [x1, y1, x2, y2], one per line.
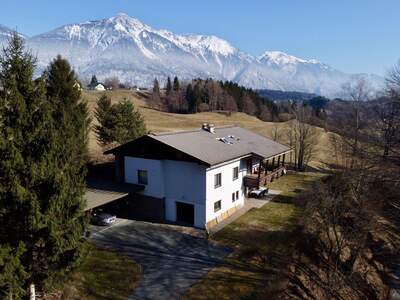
[257, 160, 262, 186]
[277, 155, 281, 169]
[282, 153, 286, 167]
[272, 157, 275, 171]
[265, 159, 269, 174]
[30, 283, 36, 300]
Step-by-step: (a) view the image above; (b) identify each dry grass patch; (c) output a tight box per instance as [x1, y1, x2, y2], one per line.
[51, 244, 141, 300]
[82, 90, 337, 168]
[184, 172, 324, 300]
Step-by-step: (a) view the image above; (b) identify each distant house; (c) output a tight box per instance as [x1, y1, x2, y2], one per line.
[105, 125, 291, 229]
[94, 83, 105, 91]
[87, 75, 106, 91]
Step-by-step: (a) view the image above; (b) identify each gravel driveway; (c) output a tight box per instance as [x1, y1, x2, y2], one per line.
[90, 219, 230, 300]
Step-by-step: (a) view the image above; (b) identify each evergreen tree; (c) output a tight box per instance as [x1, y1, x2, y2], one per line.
[95, 97, 146, 145]
[89, 75, 98, 88]
[173, 76, 180, 91]
[113, 100, 147, 144]
[94, 94, 114, 145]
[44, 55, 89, 286]
[166, 76, 172, 95]
[0, 33, 61, 298]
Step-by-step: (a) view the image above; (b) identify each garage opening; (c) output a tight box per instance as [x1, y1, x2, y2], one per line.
[176, 202, 194, 225]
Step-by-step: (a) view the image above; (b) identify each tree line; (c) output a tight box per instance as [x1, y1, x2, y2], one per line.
[149, 76, 281, 121]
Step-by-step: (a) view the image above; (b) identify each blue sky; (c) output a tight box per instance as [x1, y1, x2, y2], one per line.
[1, 0, 398, 75]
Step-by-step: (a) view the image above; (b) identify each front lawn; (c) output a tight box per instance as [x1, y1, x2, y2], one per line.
[184, 171, 324, 300]
[53, 244, 141, 300]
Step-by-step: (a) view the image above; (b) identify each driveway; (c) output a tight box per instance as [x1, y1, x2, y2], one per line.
[90, 219, 231, 300]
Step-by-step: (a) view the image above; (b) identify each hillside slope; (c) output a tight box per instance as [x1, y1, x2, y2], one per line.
[84, 90, 336, 168]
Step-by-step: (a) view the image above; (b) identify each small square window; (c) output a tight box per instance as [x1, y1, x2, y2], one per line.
[233, 167, 239, 180]
[236, 191, 239, 200]
[232, 192, 235, 202]
[214, 200, 222, 212]
[137, 170, 148, 185]
[214, 173, 222, 188]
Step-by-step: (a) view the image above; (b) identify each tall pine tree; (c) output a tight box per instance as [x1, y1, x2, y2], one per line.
[44, 55, 89, 287]
[89, 74, 98, 88]
[166, 76, 172, 95]
[94, 94, 114, 145]
[173, 76, 180, 91]
[0, 32, 53, 298]
[0, 35, 89, 298]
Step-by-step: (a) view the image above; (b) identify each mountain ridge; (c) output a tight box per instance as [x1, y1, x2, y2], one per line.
[0, 14, 383, 98]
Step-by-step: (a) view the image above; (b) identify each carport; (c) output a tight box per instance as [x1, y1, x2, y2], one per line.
[84, 179, 144, 211]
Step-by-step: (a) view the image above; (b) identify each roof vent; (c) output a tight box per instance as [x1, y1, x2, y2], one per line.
[218, 137, 233, 145]
[228, 135, 239, 141]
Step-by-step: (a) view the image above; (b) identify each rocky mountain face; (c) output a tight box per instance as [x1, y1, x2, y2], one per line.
[0, 14, 383, 98]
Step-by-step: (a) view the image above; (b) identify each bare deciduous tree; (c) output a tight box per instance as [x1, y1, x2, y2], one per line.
[149, 78, 162, 109]
[104, 76, 120, 90]
[340, 79, 370, 163]
[272, 123, 281, 142]
[291, 105, 318, 171]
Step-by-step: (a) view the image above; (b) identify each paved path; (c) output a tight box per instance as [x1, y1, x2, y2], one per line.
[208, 190, 282, 235]
[90, 219, 230, 300]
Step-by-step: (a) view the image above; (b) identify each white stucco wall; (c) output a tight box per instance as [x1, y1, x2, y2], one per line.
[124, 155, 249, 228]
[125, 157, 165, 198]
[163, 160, 206, 228]
[205, 158, 247, 223]
[124, 156, 207, 228]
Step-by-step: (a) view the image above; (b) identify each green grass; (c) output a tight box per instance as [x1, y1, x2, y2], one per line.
[184, 172, 324, 300]
[57, 244, 141, 300]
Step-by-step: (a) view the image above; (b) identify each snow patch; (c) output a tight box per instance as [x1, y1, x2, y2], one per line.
[67, 25, 81, 40]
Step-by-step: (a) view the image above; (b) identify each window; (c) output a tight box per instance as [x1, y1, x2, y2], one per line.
[214, 200, 222, 212]
[214, 173, 222, 188]
[137, 170, 148, 185]
[236, 191, 239, 200]
[233, 167, 239, 180]
[232, 192, 235, 202]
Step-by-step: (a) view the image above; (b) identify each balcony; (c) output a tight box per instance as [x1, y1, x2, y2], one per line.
[243, 166, 286, 188]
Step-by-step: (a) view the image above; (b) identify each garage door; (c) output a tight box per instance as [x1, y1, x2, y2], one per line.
[176, 202, 194, 225]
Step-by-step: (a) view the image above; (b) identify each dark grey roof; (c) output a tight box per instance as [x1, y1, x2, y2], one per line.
[150, 126, 290, 166]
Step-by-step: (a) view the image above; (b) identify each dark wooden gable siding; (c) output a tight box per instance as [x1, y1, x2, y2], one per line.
[104, 136, 209, 166]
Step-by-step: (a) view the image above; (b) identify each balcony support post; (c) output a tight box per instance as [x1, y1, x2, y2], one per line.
[257, 160, 262, 186]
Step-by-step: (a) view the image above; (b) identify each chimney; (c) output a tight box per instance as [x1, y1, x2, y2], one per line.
[201, 123, 215, 133]
[208, 123, 215, 134]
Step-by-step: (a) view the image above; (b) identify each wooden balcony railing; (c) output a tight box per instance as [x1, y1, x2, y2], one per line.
[243, 166, 286, 188]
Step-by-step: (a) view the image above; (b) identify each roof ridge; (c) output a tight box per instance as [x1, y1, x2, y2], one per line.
[150, 124, 238, 136]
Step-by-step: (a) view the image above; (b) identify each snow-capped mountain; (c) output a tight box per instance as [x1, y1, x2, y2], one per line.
[27, 13, 251, 88]
[0, 14, 383, 97]
[0, 25, 25, 45]
[235, 51, 347, 96]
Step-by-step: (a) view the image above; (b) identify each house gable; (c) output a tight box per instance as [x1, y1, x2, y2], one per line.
[105, 135, 210, 166]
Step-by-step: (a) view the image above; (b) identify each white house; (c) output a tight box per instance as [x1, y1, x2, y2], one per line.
[94, 83, 105, 91]
[105, 125, 291, 229]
